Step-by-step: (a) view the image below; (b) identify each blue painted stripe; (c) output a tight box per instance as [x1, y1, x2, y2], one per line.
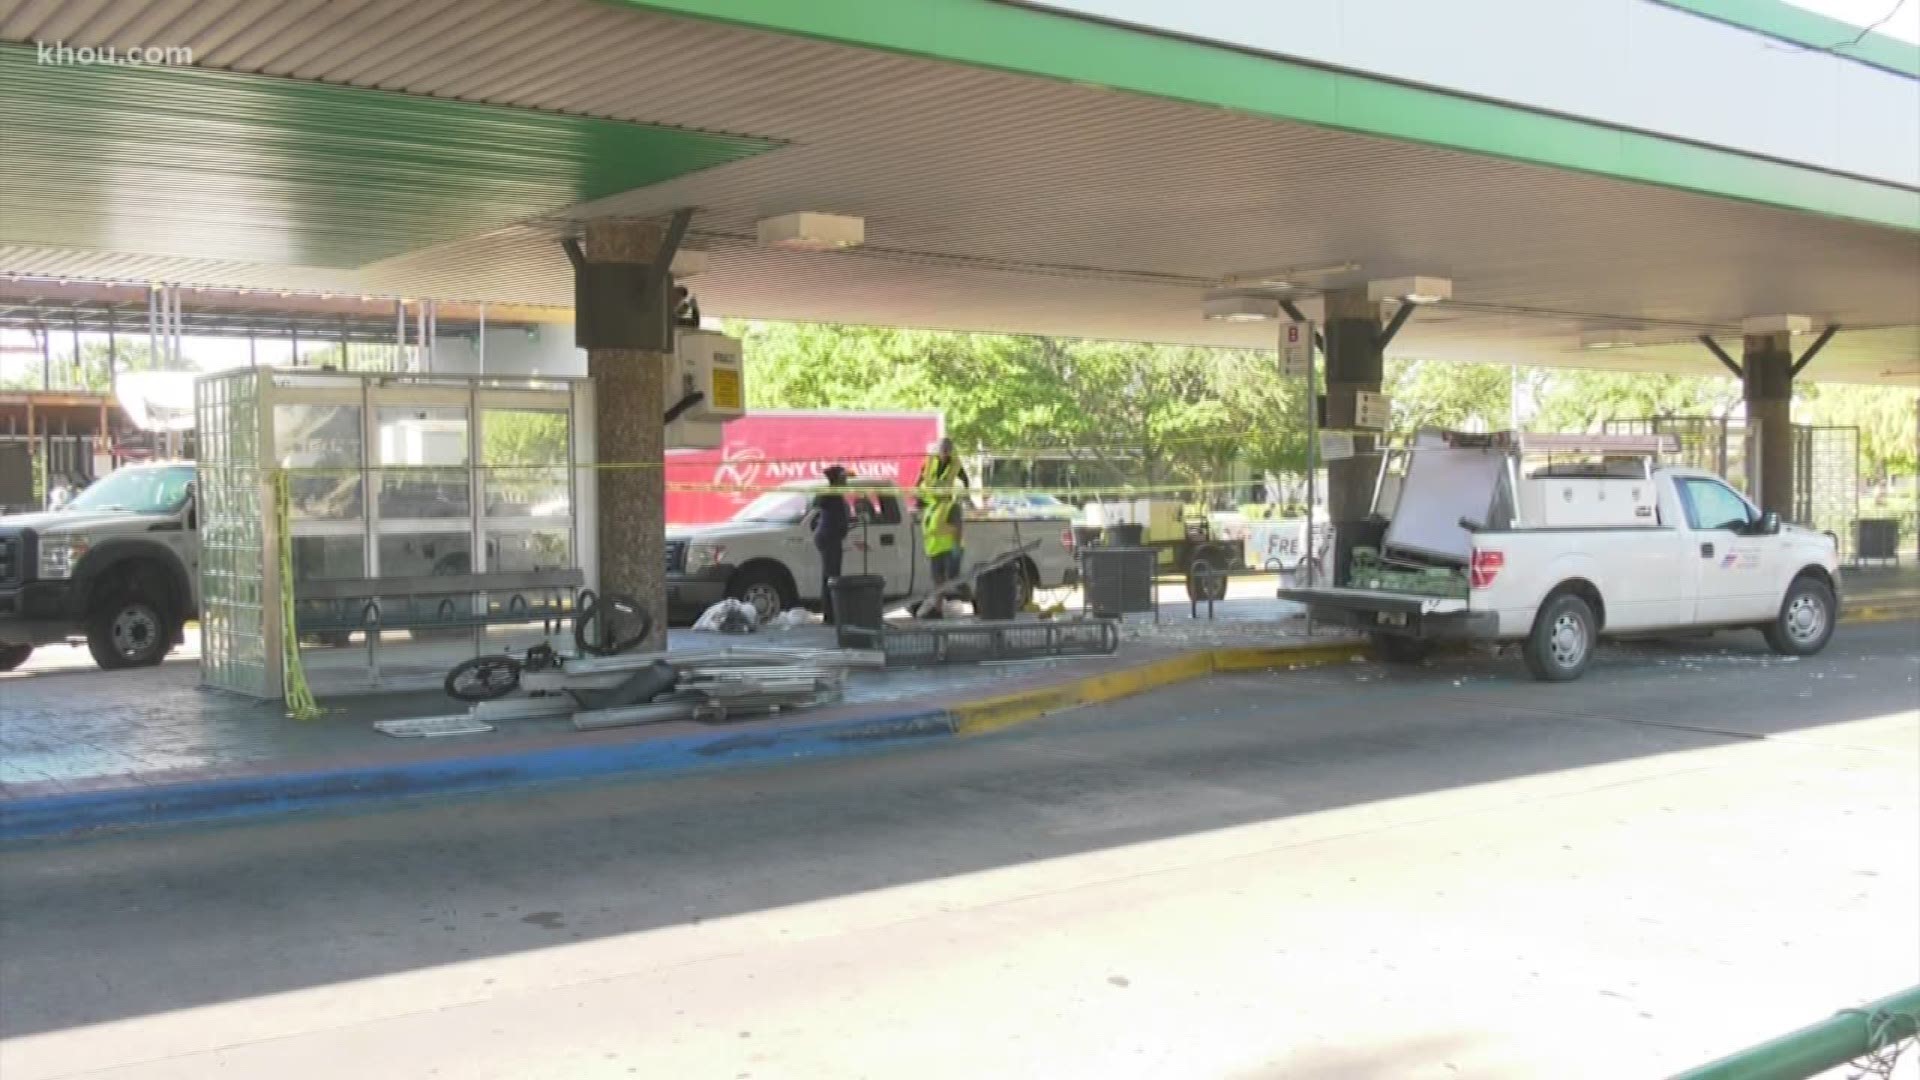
[0, 708, 958, 843]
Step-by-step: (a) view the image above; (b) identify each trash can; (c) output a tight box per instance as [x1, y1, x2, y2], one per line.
[1855, 518, 1899, 563]
[973, 563, 1020, 621]
[830, 574, 886, 648]
[1081, 546, 1156, 617]
[1103, 523, 1145, 548]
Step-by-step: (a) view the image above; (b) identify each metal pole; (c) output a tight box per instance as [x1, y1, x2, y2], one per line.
[1305, 322, 1318, 592]
[38, 323, 50, 390]
[1671, 983, 1919, 1080]
[147, 285, 158, 371]
[70, 314, 81, 391]
[477, 302, 486, 374]
[290, 321, 300, 367]
[396, 298, 406, 372]
[416, 301, 427, 373]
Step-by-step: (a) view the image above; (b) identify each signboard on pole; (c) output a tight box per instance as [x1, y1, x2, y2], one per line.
[1280, 321, 1315, 379]
[1318, 431, 1355, 461]
[1354, 390, 1392, 430]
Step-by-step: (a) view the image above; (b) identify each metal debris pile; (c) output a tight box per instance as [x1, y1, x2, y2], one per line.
[381, 646, 885, 737]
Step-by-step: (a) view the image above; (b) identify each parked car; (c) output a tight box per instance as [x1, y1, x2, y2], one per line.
[0, 462, 200, 671]
[980, 493, 1077, 520]
[666, 482, 1078, 624]
[1282, 434, 1841, 681]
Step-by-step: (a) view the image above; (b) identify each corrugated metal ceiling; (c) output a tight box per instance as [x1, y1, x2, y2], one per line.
[1, 0, 1915, 383]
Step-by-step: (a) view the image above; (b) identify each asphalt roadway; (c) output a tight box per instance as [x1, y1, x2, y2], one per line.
[2, 621, 1916, 1080]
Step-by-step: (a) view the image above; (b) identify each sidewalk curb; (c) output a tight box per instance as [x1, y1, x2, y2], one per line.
[951, 642, 1365, 736]
[0, 641, 1365, 843]
[1841, 600, 1920, 624]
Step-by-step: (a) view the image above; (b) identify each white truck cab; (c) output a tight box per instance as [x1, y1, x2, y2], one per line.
[666, 482, 1077, 624]
[1282, 433, 1841, 681]
[0, 462, 200, 671]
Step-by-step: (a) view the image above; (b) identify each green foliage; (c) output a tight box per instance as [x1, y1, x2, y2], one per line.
[1384, 358, 1515, 433]
[728, 320, 1918, 501]
[730, 321, 1307, 494]
[1796, 381, 1919, 480]
[1530, 368, 1740, 432]
[0, 339, 161, 392]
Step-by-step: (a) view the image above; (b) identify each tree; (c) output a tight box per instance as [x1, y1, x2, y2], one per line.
[1796, 381, 1919, 483]
[0, 340, 161, 392]
[1384, 358, 1515, 434]
[1530, 368, 1740, 432]
[733, 322, 1310, 504]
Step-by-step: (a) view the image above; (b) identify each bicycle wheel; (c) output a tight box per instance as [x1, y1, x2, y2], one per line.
[574, 592, 653, 657]
[444, 654, 523, 702]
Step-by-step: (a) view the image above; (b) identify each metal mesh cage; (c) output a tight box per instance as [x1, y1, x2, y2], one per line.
[195, 369, 273, 697]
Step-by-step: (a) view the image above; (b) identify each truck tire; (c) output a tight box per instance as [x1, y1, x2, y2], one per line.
[1763, 575, 1835, 657]
[728, 565, 794, 623]
[1524, 593, 1595, 682]
[0, 643, 32, 672]
[87, 592, 174, 670]
[1014, 559, 1037, 611]
[1369, 633, 1432, 664]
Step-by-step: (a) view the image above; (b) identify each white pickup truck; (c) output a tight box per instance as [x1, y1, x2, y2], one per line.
[666, 482, 1078, 624]
[1282, 434, 1841, 681]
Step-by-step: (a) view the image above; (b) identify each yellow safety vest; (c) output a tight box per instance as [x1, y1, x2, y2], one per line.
[919, 455, 962, 556]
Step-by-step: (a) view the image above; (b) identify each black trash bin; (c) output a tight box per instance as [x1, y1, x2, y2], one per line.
[1856, 518, 1899, 563]
[973, 563, 1020, 621]
[830, 574, 887, 648]
[1103, 523, 1145, 548]
[1081, 546, 1156, 617]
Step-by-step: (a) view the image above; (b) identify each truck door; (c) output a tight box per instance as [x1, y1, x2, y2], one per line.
[1676, 476, 1770, 624]
[851, 493, 913, 596]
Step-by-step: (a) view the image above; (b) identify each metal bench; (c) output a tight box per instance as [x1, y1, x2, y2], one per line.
[294, 569, 587, 636]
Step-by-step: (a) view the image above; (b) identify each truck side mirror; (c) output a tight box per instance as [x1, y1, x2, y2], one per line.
[1757, 510, 1780, 536]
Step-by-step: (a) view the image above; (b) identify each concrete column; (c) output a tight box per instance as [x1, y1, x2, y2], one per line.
[582, 218, 669, 648]
[1742, 330, 1794, 519]
[1321, 287, 1384, 585]
[1322, 288, 1385, 517]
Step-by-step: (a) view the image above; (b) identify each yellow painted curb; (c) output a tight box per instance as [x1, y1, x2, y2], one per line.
[950, 641, 1367, 737]
[1841, 601, 1920, 624]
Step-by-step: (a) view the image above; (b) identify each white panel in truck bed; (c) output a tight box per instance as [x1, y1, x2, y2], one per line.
[1381, 448, 1506, 565]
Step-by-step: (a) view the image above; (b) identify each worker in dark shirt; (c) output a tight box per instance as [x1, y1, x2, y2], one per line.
[811, 465, 853, 624]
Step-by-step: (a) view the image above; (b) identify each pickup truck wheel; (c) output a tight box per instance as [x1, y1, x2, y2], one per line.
[1764, 577, 1835, 656]
[728, 566, 793, 623]
[87, 595, 174, 670]
[1014, 561, 1036, 611]
[1524, 593, 1595, 682]
[1369, 633, 1432, 664]
[0, 643, 32, 672]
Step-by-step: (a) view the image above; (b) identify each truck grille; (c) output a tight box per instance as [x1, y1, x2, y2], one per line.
[665, 540, 687, 574]
[0, 533, 19, 587]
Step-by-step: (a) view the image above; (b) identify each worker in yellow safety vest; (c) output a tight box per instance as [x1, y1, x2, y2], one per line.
[917, 437, 971, 588]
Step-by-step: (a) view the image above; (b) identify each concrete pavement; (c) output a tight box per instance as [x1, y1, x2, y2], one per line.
[2, 620, 1915, 1078]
